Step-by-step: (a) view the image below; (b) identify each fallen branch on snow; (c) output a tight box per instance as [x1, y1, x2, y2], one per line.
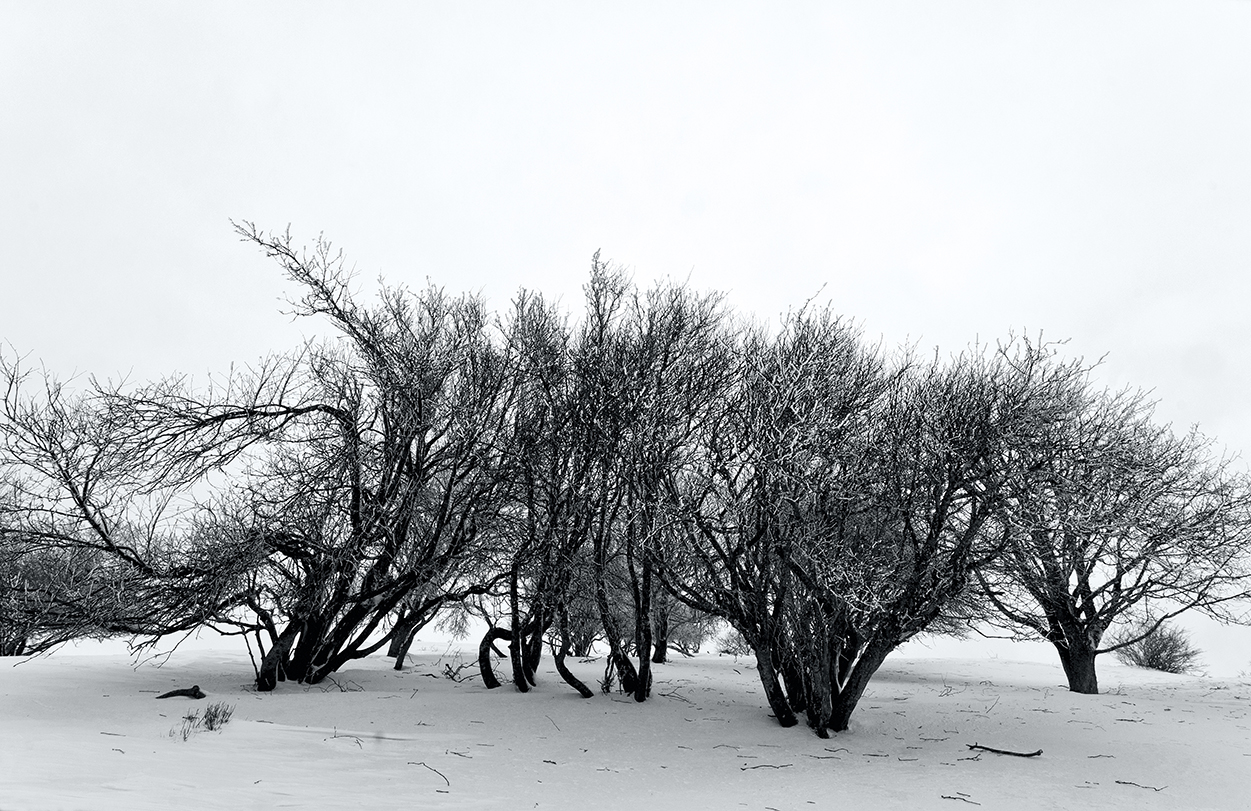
[965, 743, 1042, 758]
[941, 795, 981, 805]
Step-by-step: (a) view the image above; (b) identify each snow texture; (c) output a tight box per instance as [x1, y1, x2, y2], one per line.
[2, 644, 1248, 810]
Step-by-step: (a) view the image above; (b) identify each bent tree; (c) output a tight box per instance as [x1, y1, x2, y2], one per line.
[190, 225, 519, 690]
[977, 341, 1251, 694]
[0, 349, 268, 655]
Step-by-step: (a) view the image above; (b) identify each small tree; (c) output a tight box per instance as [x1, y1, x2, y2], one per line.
[977, 339, 1251, 694]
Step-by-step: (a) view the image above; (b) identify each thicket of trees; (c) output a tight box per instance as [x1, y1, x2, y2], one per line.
[3, 227, 1250, 734]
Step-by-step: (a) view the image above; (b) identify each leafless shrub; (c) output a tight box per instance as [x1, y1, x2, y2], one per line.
[1111, 621, 1203, 674]
[201, 701, 235, 731]
[716, 628, 752, 657]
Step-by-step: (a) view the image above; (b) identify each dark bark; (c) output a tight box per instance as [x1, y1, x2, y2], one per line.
[390, 626, 419, 671]
[779, 654, 808, 713]
[522, 622, 545, 681]
[508, 567, 532, 692]
[1055, 641, 1100, 694]
[554, 610, 595, 698]
[753, 642, 799, 728]
[478, 626, 513, 690]
[255, 624, 300, 692]
[651, 595, 669, 665]
[0, 636, 28, 657]
[633, 555, 654, 702]
[388, 608, 430, 669]
[828, 640, 893, 733]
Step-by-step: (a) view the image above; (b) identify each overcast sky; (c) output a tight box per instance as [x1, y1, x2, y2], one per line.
[4, 1, 1251, 457]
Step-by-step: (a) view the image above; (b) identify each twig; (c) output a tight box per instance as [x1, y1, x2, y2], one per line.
[740, 763, 792, 770]
[545, 715, 561, 732]
[941, 795, 981, 805]
[408, 761, 450, 787]
[1116, 780, 1166, 792]
[966, 743, 1042, 758]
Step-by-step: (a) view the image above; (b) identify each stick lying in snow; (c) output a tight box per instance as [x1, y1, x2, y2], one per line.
[965, 743, 1042, 758]
[155, 686, 206, 700]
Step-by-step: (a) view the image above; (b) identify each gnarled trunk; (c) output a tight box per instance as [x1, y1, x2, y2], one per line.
[478, 627, 512, 689]
[1055, 641, 1100, 694]
[828, 639, 893, 733]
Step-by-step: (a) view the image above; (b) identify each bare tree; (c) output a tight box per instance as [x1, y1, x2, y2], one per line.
[976, 340, 1251, 694]
[164, 224, 523, 690]
[480, 260, 733, 702]
[0, 349, 266, 656]
[666, 318, 1046, 735]
[662, 308, 893, 731]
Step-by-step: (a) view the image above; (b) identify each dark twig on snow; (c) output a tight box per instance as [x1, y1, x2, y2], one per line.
[740, 763, 793, 770]
[941, 794, 981, 805]
[408, 761, 450, 787]
[1116, 780, 1166, 792]
[966, 743, 1042, 758]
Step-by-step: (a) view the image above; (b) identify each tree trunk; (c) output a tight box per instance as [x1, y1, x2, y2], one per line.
[522, 621, 545, 682]
[508, 567, 532, 692]
[478, 627, 512, 689]
[651, 589, 670, 664]
[388, 608, 429, 669]
[1055, 641, 1100, 694]
[255, 625, 301, 692]
[753, 641, 799, 728]
[779, 654, 807, 713]
[390, 625, 419, 671]
[633, 556, 653, 702]
[554, 609, 594, 698]
[803, 632, 834, 738]
[828, 639, 892, 733]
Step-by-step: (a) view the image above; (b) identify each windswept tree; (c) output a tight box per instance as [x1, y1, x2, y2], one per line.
[137, 224, 525, 690]
[0, 350, 266, 655]
[976, 341, 1251, 694]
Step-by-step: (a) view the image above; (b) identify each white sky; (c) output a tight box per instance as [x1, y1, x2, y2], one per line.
[4, 1, 1251, 456]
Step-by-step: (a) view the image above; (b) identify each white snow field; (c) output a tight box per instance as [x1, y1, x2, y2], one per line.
[2, 644, 1248, 811]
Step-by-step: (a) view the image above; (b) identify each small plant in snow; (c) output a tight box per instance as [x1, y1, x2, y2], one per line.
[202, 701, 235, 731]
[172, 710, 200, 742]
[1111, 620, 1203, 674]
[170, 702, 235, 740]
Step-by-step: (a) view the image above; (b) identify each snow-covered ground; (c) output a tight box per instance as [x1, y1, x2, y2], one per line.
[3, 638, 1249, 811]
